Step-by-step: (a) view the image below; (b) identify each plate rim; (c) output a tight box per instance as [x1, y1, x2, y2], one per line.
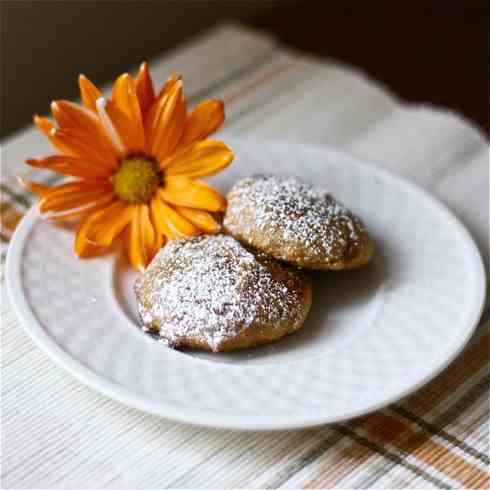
[6, 139, 487, 431]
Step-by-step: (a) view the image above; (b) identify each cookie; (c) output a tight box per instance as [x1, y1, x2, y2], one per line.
[134, 235, 312, 352]
[223, 175, 373, 270]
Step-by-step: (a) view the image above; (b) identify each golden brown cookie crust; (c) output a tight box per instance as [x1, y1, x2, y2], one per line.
[135, 235, 312, 352]
[223, 175, 373, 270]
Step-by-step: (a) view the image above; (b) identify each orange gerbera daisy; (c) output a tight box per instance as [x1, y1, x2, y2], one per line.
[21, 63, 234, 271]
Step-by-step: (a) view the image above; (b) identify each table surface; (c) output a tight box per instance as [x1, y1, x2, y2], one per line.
[2, 22, 489, 490]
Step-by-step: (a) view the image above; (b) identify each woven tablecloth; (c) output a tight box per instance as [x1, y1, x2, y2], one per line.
[2, 23, 489, 489]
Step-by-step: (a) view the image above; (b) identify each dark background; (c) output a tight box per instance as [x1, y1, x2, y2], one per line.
[2, 1, 488, 138]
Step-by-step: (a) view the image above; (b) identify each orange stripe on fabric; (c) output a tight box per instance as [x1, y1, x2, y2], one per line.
[465, 468, 489, 489]
[303, 415, 433, 488]
[0, 201, 23, 233]
[359, 413, 488, 487]
[415, 442, 488, 488]
[301, 440, 374, 489]
[302, 335, 489, 488]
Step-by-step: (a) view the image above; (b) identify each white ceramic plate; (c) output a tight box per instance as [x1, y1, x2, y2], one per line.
[6, 139, 486, 430]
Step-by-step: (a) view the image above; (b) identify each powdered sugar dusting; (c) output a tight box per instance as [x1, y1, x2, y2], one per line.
[134, 235, 309, 352]
[224, 175, 365, 265]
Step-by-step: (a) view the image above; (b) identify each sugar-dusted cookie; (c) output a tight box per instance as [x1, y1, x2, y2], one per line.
[135, 235, 312, 352]
[223, 175, 373, 270]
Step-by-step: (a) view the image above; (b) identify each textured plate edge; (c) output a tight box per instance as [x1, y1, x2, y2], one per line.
[5, 139, 487, 431]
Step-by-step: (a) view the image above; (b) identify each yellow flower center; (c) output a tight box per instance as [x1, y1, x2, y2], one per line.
[113, 157, 161, 203]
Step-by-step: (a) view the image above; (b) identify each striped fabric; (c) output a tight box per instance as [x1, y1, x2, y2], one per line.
[2, 23, 488, 489]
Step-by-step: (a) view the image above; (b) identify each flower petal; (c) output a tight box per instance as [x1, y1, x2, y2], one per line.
[102, 98, 145, 154]
[18, 177, 51, 197]
[150, 196, 199, 239]
[112, 73, 145, 149]
[174, 206, 221, 233]
[150, 197, 175, 240]
[84, 200, 136, 247]
[156, 72, 182, 99]
[135, 62, 155, 121]
[51, 100, 119, 166]
[48, 194, 116, 221]
[74, 202, 125, 258]
[95, 97, 126, 157]
[112, 73, 139, 119]
[79, 74, 101, 113]
[52, 128, 118, 169]
[144, 72, 182, 129]
[159, 177, 226, 212]
[148, 197, 166, 255]
[127, 204, 156, 271]
[26, 155, 113, 179]
[179, 100, 225, 147]
[39, 180, 113, 213]
[51, 100, 113, 151]
[75, 210, 106, 258]
[143, 72, 181, 142]
[163, 140, 233, 178]
[33, 114, 54, 136]
[151, 230, 165, 256]
[146, 80, 186, 162]
[33, 115, 73, 155]
[39, 179, 110, 197]
[143, 212, 166, 258]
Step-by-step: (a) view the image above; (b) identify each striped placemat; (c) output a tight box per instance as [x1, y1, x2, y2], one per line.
[2, 23, 488, 489]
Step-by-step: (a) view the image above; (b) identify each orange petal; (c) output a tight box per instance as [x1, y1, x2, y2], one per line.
[50, 101, 118, 167]
[39, 181, 112, 213]
[74, 202, 124, 258]
[112, 73, 139, 119]
[151, 196, 199, 239]
[33, 115, 73, 155]
[174, 206, 221, 233]
[159, 178, 226, 212]
[146, 80, 186, 161]
[179, 100, 225, 147]
[156, 72, 182, 99]
[137, 204, 156, 259]
[18, 177, 51, 197]
[84, 200, 136, 247]
[151, 230, 165, 256]
[95, 98, 126, 157]
[112, 73, 145, 149]
[26, 156, 112, 179]
[143, 72, 181, 142]
[51, 100, 103, 137]
[52, 128, 118, 170]
[39, 179, 110, 197]
[163, 140, 233, 178]
[102, 99, 144, 154]
[33, 114, 54, 135]
[135, 62, 155, 121]
[79, 74, 101, 112]
[150, 197, 175, 240]
[127, 204, 156, 271]
[49, 194, 116, 221]
[148, 198, 166, 254]
[75, 210, 106, 258]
